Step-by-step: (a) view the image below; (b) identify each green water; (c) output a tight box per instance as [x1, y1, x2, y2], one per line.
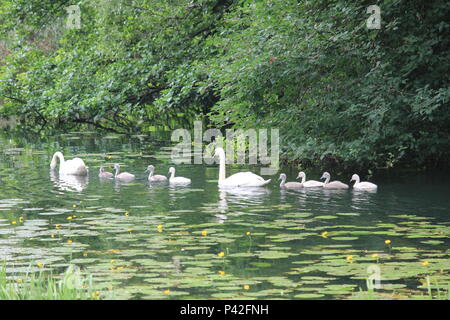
[0, 131, 449, 299]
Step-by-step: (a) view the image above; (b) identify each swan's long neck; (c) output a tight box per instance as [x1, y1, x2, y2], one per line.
[280, 176, 286, 187]
[300, 174, 305, 184]
[50, 152, 65, 170]
[354, 175, 360, 184]
[218, 151, 226, 182]
[170, 170, 175, 179]
[115, 166, 120, 177]
[148, 170, 154, 178]
[324, 175, 330, 184]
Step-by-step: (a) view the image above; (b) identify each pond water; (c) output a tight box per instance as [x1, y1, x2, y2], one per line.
[0, 131, 449, 299]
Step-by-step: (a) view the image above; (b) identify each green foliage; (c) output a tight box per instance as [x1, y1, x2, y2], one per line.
[0, 264, 97, 300]
[0, 0, 448, 169]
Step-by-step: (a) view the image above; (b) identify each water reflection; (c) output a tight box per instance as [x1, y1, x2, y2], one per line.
[218, 186, 270, 207]
[50, 171, 89, 192]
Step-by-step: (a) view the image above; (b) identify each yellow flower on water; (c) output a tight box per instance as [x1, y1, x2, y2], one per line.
[127, 228, 133, 233]
[83, 252, 88, 257]
[163, 289, 170, 295]
[246, 232, 251, 236]
[421, 260, 429, 266]
[346, 255, 353, 262]
[371, 254, 379, 259]
[109, 249, 121, 253]
[191, 141, 196, 146]
[107, 155, 112, 159]
[37, 262, 44, 268]
[67, 216, 73, 220]
[320, 231, 329, 238]
[218, 270, 225, 275]
[67, 239, 73, 244]
[124, 212, 129, 216]
[218, 252, 225, 258]
[201, 230, 208, 236]
[72, 204, 77, 208]
[16, 278, 23, 283]
[51, 233, 55, 238]
[19, 217, 24, 223]
[91, 291, 100, 299]
[55, 224, 61, 229]
[385, 240, 391, 245]
[243, 285, 250, 290]
[11, 221, 17, 225]
[109, 259, 116, 264]
[157, 225, 163, 232]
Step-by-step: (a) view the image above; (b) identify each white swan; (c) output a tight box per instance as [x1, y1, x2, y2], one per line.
[321, 172, 349, 189]
[114, 163, 135, 181]
[146, 165, 168, 182]
[214, 147, 271, 187]
[351, 174, 377, 190]
[50, 152, 88, 176]
[279, 173, 303, 189]
[296, 171, 323, 187]
[98, 166, 113, 179]
[168, 167, 191, 185]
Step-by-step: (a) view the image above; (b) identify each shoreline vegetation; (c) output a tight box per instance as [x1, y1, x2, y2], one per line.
[0, 0, 448, 171]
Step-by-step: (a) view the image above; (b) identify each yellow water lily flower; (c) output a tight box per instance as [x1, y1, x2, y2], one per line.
[385, 240, 391, 245]
[320, 231, 328, 238]
[19, 217, 24, 223]
[124, 212, 129, 216]
[218, 252, 225, 258]
[163, 289, 170, 295]
[55, 224, 61, 229]
[243, 285, 250, 290]
[83, 252, 88, 257]
[246, 232, 251, 236]
[127, 228, 133, 233]
[218, 270, 225, 275]
[72, 204, 77, 208]
[11, 221, 17, 225]
[67, 239, 73, 244]
[201, 230, 208, 236]
[421, 260, 429, 266]
[36, 262, 44, 268]
[371, 254, 379, 259]
[67, 216, 73, 220]
[157, 224, 163, 232]
[346, 255, 353, 262]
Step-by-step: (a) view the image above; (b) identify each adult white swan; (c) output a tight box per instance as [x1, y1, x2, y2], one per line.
[279, 173, 303, 189]
[50, 152, 88, 176]
[321, 172, 349, 189]
[350, 174, 378, 190]
[114, 163, 135, 181]
[168, 167, 191, 185]
[146, 165, 168, 182]
[214, 147, 271, 187]
[296, 171, 323, 187]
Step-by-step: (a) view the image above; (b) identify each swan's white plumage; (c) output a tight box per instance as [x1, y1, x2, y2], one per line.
[214, 148, 271, 188]
[50, 152, 88, 176]
[351, 174, 377, 190]
[168, 167, 191, 185]
[297, 172, 323, 187]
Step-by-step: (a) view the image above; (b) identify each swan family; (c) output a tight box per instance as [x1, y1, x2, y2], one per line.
[49, 148, 377, 190]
